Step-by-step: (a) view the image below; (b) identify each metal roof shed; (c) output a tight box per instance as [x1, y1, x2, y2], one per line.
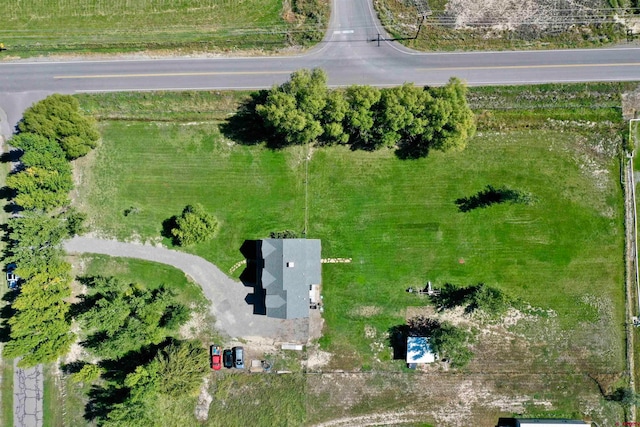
[406, 336, 436, 368]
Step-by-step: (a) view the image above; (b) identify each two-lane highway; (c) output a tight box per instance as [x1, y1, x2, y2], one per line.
[1, 0, 640, 94]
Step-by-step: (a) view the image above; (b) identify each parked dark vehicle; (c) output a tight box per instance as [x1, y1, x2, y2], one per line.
[232, 346, 244, 369]
[223, 349, 233, 368]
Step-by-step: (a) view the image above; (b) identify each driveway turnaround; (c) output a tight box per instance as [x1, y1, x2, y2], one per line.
[14, 361, 42, 427]
[64, 237, 309, 343]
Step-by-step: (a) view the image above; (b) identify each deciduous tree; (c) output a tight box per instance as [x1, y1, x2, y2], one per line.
[170, 203, 218, 246]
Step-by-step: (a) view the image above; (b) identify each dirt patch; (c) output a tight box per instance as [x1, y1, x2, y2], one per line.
[444, 0, 607, 31]
[349, 305, 382, 317]
[306, 345, 332, 370]
[179, 308, 208, 340]
[194, 377, 213, 422]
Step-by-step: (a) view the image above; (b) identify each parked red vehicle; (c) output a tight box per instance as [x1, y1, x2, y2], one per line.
[210, 345, 222, 370]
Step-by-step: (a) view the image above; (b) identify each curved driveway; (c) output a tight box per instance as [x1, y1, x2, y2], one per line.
[64, 237, 306, 342]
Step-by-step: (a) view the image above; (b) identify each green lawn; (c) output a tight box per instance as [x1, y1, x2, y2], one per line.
[1, 360, 12, 427]
[0, 0, 326, 57]
[43, 364, 64, 427]
[76, 121, 307, 275]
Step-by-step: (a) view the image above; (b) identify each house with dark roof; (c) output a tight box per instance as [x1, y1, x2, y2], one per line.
[257, 238, 322, 319]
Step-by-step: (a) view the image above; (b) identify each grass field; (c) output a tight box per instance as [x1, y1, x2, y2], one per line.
[1, 360, 12, 427]
[72, 83, 628, 424]
[0, 0, 327, 57]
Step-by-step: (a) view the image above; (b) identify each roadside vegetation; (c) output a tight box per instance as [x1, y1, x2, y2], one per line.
[69, 80, 630, 424]
[2, 95, 98, 368]
[0, 0, 329, 58]
[374, 0, 636, 51]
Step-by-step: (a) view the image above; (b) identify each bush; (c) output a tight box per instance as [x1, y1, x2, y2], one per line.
[170, 204, 218, 246]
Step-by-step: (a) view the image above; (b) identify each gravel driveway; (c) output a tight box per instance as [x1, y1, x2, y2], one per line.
[64, 237, 309, 343]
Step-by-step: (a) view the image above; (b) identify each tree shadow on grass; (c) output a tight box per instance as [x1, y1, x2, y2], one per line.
[161, 215, 178, 246]
[0, 290, 18, 343]
[455, 185, 532, 212]
[220, 90, 270, 146]
[395, 140, 430, 160]
[85, 383, 128, 423]
[430, 283, 479, 311]
[98, 339, 175, 383]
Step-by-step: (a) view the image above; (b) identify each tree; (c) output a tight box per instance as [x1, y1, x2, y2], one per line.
[430, 322, 475, 368]
[153, 340, 208, 397]
[256, 68, 328, 146]
[12, 133, 66, 156]
[3, 257, 74, 367]
[319, 90, 349, 145]
[423, 77, 476, 152]
[19, 94, 99, 159]
[7, 213, 69, 278]
[7, 166, 72, 210]
[79, 281, 187, 359]
[170, 204, 218, 246]
[374, 84, 430, 149]
[344, 85, 381, 148]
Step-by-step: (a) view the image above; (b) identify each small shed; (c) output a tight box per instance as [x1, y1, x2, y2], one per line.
[406, 336, 436, 369]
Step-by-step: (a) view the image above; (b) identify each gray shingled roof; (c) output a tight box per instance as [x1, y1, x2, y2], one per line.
[260, 239, 321, 319]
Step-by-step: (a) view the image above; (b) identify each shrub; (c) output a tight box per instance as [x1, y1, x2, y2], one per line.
[170, 204, 218, 246]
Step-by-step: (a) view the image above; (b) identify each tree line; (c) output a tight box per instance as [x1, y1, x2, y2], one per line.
[3, 94, 97, 367]
[254, 68, 476, 158]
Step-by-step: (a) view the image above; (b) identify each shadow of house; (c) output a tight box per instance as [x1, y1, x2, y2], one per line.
[388, 324, 409, 360]
[239, 240, 266, 315]
[240, 238, 321, 319]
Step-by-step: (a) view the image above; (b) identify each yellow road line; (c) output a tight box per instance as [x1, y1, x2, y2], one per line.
[418, 62, 640, 71]
[55, 70, 293, 79]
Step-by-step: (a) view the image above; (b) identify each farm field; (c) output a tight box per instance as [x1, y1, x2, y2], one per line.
[0, 0, 327, 57]
[71, 83, 630, 425]
[374, 0, 632, 51]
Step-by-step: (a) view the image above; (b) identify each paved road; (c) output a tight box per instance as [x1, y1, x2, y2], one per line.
[13, 361, 42, 427]
[64, 237, 309, 343]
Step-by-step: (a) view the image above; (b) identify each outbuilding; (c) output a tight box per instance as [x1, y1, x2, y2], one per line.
[406, 336, 436, 369]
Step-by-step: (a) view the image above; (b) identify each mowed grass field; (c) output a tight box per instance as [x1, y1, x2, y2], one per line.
[1, 0, 320, 56]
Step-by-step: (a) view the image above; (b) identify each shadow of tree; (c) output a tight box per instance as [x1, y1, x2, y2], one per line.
[0, 290, 18, 343]
[220, 90, 270, 146]
[84, 384, 128, 423]
[161, 215, 178, 246]
[455, 185, 532, 212]
[395, 140, 430, 160]
[430, 283, 479, 311]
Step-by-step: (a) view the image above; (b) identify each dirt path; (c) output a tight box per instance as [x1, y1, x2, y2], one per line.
[64, 236, 308, 344]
